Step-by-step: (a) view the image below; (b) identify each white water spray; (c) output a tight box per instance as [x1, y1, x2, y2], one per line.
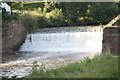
[19, 26, 103, 53]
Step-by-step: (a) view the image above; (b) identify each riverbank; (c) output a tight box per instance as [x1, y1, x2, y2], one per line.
[26, 53, 119, 78]
[1, 52, 99, 78]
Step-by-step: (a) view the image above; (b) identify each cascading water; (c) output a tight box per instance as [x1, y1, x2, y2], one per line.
[19, 26, 103, 53]
[1, 26, 103, 78]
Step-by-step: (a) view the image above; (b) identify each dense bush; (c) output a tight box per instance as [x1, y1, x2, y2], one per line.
[89, 2, 119, 24]
[2, 8, 11, 22]
[2, 8, 19, 23]
[37, 16, 51, 28]
[21, 14, 38, 32]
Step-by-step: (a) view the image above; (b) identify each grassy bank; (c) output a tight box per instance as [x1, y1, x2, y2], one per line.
[26, 53, 119, 78]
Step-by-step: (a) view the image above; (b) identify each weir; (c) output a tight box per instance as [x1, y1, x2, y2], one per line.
[19, 26, 103, 53]
[1, 26, 103, 78]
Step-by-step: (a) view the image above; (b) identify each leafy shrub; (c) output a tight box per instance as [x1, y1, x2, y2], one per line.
[89, 2, 118, 24]
[2, 8, 11, 22]
[11, 13, 19, 20]
[37, 16, 51, 28]
[21, 14, 38, 32]
[2, 8, 20, 23]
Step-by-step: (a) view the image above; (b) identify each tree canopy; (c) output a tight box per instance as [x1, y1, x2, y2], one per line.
[3, 2, 119, 28]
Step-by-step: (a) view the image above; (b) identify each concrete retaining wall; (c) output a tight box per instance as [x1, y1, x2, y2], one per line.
[2, 20, 25, 52]
[102, 27, 120, 55]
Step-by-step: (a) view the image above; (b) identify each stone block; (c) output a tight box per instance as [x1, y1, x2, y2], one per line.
[102, 27, 120, 55]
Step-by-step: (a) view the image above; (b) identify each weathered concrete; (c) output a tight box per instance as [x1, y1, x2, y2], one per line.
[2, 20, 25, 52]
[102, 26, 120, 55]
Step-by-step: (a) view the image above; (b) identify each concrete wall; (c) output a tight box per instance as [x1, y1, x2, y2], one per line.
[102, 27, 120, 55]
[2, 20, 25, 52]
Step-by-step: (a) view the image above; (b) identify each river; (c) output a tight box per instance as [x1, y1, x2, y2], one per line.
[0, 26, 103, 78]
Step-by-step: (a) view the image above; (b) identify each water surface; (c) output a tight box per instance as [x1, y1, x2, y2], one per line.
[1, 26, 103, 78]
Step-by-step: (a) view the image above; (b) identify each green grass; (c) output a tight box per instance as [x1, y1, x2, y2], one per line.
[26, 53, 119, 78]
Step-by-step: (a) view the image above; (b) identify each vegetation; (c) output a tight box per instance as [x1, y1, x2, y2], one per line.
[2, 2, 119, 32]
[2, 2, 119, 35]
[26, 53, 119, 78]
[1, 2, 120, 79]
[2, 8, 18, 22]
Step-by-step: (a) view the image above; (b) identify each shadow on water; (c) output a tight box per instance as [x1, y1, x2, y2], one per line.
[2, 51, 27, 63]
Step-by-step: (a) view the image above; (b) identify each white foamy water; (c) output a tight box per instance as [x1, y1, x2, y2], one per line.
[19, 27, 103, 53]
[1, 26, 103, 78]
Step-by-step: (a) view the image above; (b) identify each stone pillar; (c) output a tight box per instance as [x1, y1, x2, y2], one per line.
[102, 27, 120, 55]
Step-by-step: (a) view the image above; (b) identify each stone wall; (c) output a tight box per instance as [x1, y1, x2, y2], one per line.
[2, 20, 25, 52]
[102, 27, 120, 55]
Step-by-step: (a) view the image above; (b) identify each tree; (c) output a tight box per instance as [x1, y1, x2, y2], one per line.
[88, 2, 119, 24]
[6, 2, 22, 10]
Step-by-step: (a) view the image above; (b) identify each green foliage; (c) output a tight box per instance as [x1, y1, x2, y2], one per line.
[26, 53, 119, 78]
[46, 8, 64, 26]
[2, 8, 19, 24]
[89, 2, 119, 23]
[114, 20, 120, 26]
[3, 2, 119, 31]
[56, 2, 89, 26]
[2, 8, 11, 22]
[36, 7, 43, 14]
[46, 8, 63, 19]
[23, 2, 44, 10]
[21, 14, 38, 32]
[37, 16, 51, 28]
[32, 61, 39, 74]
[6, 2, 22, 10]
